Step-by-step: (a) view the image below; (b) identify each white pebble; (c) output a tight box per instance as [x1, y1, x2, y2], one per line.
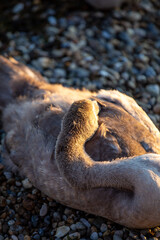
[12, 3, 24, 13]
[22, 178, 32, 189]
[40, 203, 48, 217]
[55, 226, 70, 238]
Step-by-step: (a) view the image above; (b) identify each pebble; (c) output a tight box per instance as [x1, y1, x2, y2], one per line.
[153, 104, 160, 114]
[114, 230, 123, 237]
[74, 68, 90, 78]
[64, 232, 80, 239]
[31, 215, 39, 227]
[113, 233, 123, 240]
[55, 226, 70, 238]
[100, 223, 108, 232]
[0, 163, 4, 171]
[80, 218, 91, 228]
[48, 16, 57, 25]
[8, 220, 15, 226]
[44, 215, 50, 225]
[0, 196, 6, 207]
[70, 224, 77, 231]
[136, 75, 147, 83]
[22, 198, 35, 210]
[75, 222, 86, 230]
[11, 236, 18, 240]
[146, 84, 160, 97]
[128, 11, 141, 21]
[54, 68, 66, 78]
[53, 211, 61, 222]
[24, 236, 31, 240]
[102, 31, 112, 40]
[39, 203, 48, 217]
[38, 57, 55, 69]
[12, 3, 24, 13]
[18, 234, 24, 240]
[33, 234, 40, 240]
[22, 178, 32, 189]
[90, 232, 98, 240]
[3, 171, 13, 179]
[145, 66, 156, 78]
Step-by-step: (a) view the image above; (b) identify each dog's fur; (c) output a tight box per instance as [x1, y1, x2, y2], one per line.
[1, 56, 160, 228]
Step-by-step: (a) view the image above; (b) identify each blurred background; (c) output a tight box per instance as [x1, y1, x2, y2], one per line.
[0, 0, 160, 239]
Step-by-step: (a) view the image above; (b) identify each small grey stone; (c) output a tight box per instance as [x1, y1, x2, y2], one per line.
[127, 77, 136, 89]
[3, 171, 12, 179]
[53, 211, 61, 221]
[8, 220, 15, 226]
[100, 223, 108, 232]
[38, 57, 55, 69]
[70, 224, 76, 231]
[128, 11, 141, 21]
[75, 221, 86, 230]
[55, 226, 70, 238]
[54, 68, 66, 78]
[33, 234, 40, 240]
[40, 203, 48, 217]
[90, 232, 98, 240]
[145, 66, 156, 78]
[80, 218, 91, 228]
[136, 75, 147, 83]
[138, 54, 149, 63]
[18, 234, 24, 240]
[102, 31, 112, 40]
[75, 68, 90, 78]
[12, 3, 24, 13]
[64, 232, 80, 240]
[146, 84, 160, 97]
[15, 181, 22, 187]
[22, 178, 32, 189]
[113, 234, 123, 240]
[11, 236, 18, 240]
[48, 16, 57, 25]
[114, 230, 123, 237]
[99, 70, 110, 77]
[121, 72, 129, 81]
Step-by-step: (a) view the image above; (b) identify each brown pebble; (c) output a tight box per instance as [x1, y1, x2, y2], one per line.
[153, 104, 160, 114]
[22, 198, 35, 211]
[27, 193, 36, 200]
[0, 196, 6, 207]
[0, 212, 7, 219]
[0, 163, 4, 171]
[24, 236, 31, 240]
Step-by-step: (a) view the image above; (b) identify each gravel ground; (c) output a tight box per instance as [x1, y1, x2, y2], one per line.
[0, 0, 160, 239]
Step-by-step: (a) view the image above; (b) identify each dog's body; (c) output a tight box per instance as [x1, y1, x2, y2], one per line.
[1, 56, 160, 228]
